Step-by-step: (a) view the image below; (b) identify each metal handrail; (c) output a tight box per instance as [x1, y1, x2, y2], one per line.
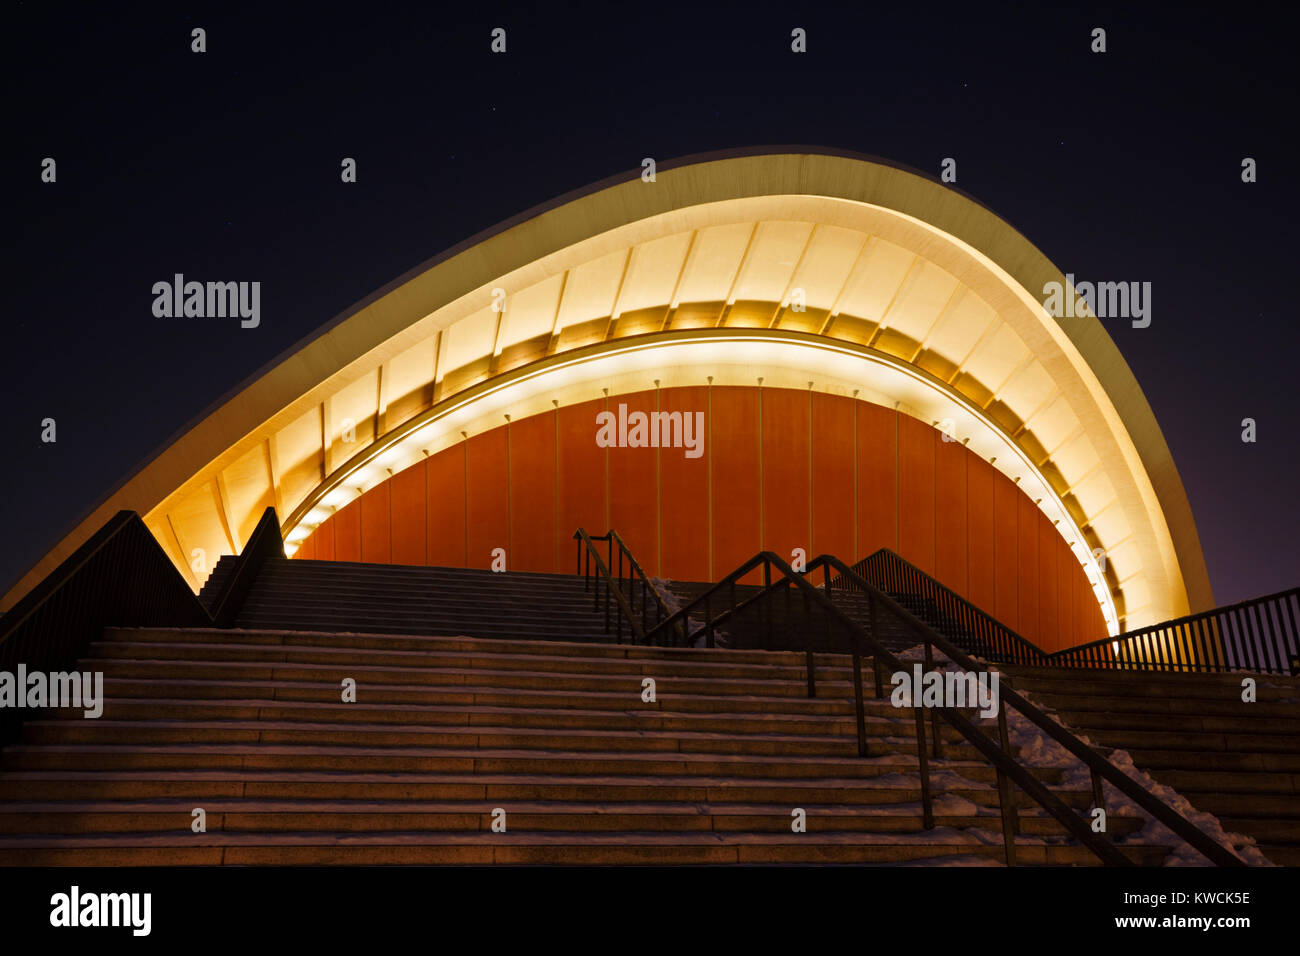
[211, 508, 286, 627]
[1052, 587, 1300, 674]
[586, 534, 1244, 866]
[840, 549, 1048, 665]
[573, 529, 684, 645]
[572, 528, 647, 644]
[0, 510, 212, 746]
[816, 553, 1244, 867]
[846, 548, 1299, 676]
[659, 550, 1135, 864]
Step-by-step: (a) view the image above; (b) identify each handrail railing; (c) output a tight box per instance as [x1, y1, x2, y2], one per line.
[0, 510, 212, 745]
[211, 507, 286, 627]
[842, 549, 1048, 666]
[584, 534, 1245, 866]
[819, 553, 1244, 867]
[1052, 587, 1300, 674]
[572, 528, 648, 645]
[0, 507, 288, 747]
[847, 548, 1300, 676]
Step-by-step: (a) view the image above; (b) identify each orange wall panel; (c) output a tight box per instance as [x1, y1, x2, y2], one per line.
[360, 481, 391, 564]
[1057, 536, 1076, 651]
[810, 392, 855, 562]
[992, 470, 1019, 632]
[897, 415, 936, 575]
[314, 510, 335, 561]
[934, 434, 968, 594]
[426, 443, 466, 568]
[856, 402, 898, 559]
[966, 455, 995, 615]
[466, 428, 510, 570]
[1037, 511, 1059, 652]
[658, 386, 710, 581]
[390, 458, 427, 566]
[295, 385, 1111, 652]
[508, 411, 557, 574]
[557, 399, 606, 569]
[607, 390, 660, 577]
[710, 387, 761, 580]
[761, 388, 811, 563]
[334, 496, 362, 563]
[1017, 494, 1040, 645]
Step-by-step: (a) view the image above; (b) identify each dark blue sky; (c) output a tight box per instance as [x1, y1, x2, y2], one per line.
[4, 3, 1296, 608]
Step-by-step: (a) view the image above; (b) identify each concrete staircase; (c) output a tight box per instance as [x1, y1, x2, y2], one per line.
[0, 624, 1171, 865]
[1005, 665, 1300, 865]
[211, 557, 614, 644]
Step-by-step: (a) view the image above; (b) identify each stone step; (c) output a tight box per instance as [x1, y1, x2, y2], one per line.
[31, 697, 933, 738]
[78, 657, 861, 699]
[1068, 728, 1300, 756]
[1046, 710, 1300, 736]
[1118, 749, 1300, 774]
[86, 676, 865, 714]
[1024, 693, 1300, 720]
[0, 744, 1044, 784]
[0, 830, 1172, 866]
[101, 627, 860, 668]
[21, 719, 874, 758]
[0, 798, 1147, 837]
[0, 769, 1075, 808]
[87, 639, 867, 683]
[1151, 768, 1300, 795]
[1173, 792, 1300, 819]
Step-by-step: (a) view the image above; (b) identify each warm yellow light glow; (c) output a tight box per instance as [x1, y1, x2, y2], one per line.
[284, 331, 1120, 634]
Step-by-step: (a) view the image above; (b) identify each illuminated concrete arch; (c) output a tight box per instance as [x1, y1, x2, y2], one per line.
[1, 148, 1213, 638]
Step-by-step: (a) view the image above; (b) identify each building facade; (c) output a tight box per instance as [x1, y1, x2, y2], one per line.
[1, 149, 1214, 650]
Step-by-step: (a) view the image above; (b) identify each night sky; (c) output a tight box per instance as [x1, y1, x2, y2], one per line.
[4, 3, 1296, 610]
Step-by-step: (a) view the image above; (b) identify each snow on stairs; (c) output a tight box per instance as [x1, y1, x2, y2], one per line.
[1004, 664, 1300, 865]
[0, 627, 1171, 865]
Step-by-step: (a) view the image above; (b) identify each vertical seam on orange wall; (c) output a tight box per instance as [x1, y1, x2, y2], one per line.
[962, 447, 969, 597]
[422, 454, 428, 567]
[604, 394, 610, 535]
[1012, 484, 1019, 633]
[553, 408, 560, 574]
[506, 419, 513, 570]
[932, 426, 937, 580]
[707, 382, 713, 580]
[462, 438, 469, 569]
[758, 383, 765, 550]
[807, 387, 813, 558]
[852, 399, 858, 561]
[894, 408, 900, 552]
[655, 384, 662, 577]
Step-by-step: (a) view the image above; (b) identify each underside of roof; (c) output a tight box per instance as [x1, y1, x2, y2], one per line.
[1, 148, 1213, 632]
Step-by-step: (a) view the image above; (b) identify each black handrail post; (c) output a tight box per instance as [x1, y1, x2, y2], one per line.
[851, 633, 868, 758]
[705, 592, 713, 649]
[763, 561, 774, 648]
[923, 639, 943, 759]
[799, 586, 816, 699]
[869, 593, 884, 697]
[914, 703, 934, 829]
[995, 703, 1020, 864]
